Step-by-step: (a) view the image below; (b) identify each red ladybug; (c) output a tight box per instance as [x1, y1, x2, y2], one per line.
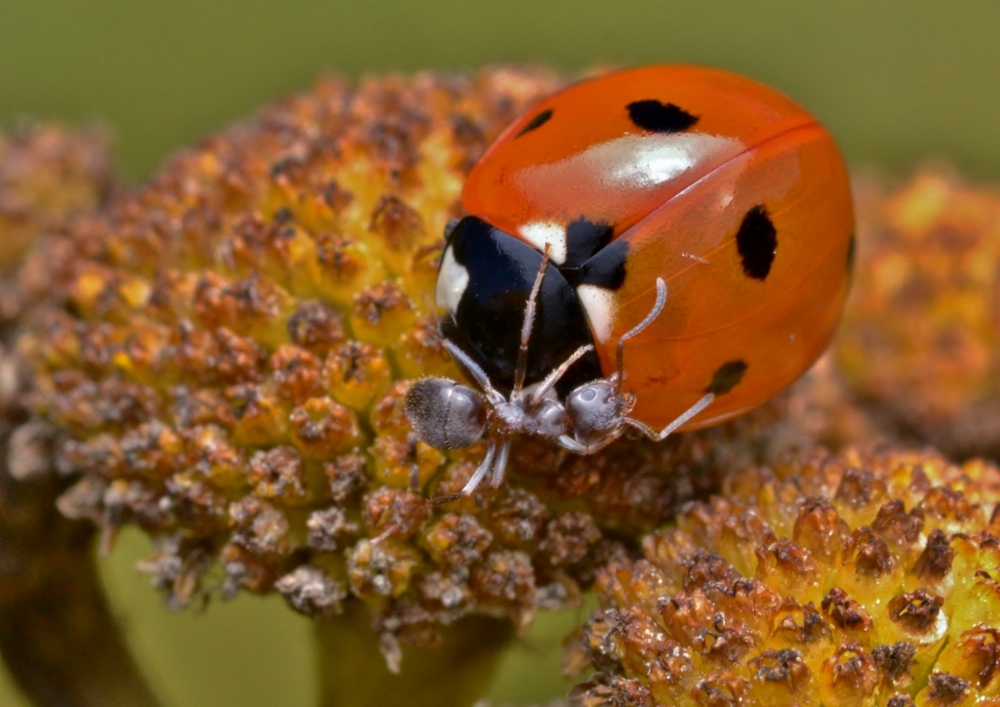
[407, 65, 854, 494]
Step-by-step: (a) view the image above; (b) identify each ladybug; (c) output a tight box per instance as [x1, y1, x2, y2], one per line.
[407, 65, 854, 494]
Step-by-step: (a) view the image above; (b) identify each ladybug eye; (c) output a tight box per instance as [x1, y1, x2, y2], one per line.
[565, 380, 622, 444]
[405, 378, 487, 450]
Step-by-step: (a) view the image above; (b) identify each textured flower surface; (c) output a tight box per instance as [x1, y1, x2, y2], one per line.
[13, 70, 820, 664]
[0, 124, 163, 707]
[6, 71, 1000, 707]
[0, 125, 111, 325]
[569, 446, 1000, 707]
[2, 122, 113, 587]
[839, 168, 1000, 459]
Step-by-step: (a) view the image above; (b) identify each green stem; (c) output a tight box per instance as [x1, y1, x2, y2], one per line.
[315, 601, 513, 707]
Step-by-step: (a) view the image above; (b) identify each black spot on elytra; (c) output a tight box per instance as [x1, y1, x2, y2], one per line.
[564, 218, 615, 268]
[627, 100, 699, 133]
[736, 205, 777, 280]
[706, 360, 748, 395]
[570, 239, 628, 290]
[515, 108, 553, 138]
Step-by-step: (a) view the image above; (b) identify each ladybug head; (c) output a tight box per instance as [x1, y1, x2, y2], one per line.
[434, 216, 602, 398]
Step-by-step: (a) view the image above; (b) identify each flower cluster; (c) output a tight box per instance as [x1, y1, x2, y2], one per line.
[570, 446, 1000, 706]
[7, 71, 1000, 707]
[1, 122, 112, 485]
[839, 168, 1000, 458]
[0, 125, 111, 326]
[13, 71, 814, 662]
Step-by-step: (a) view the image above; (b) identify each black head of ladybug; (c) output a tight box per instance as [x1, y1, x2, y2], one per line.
[435, 216, 602, 397]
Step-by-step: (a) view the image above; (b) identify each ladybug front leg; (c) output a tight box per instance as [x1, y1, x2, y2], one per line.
[441, 339, 506, 406]
[490, 440, 512, 487]
[623, 392, 715, 442]
[460, 440, 499, 495]
[555, 431, 622, 456]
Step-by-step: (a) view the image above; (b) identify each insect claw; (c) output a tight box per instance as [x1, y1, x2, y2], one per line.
[490, 440, 511, 487]
[461, 441, 497, 495]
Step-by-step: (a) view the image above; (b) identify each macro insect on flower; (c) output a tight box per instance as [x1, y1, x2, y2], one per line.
[406, 65, 854, 494]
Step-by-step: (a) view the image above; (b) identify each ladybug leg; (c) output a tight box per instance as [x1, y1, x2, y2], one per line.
[461, 439, 498, 495]
[555, 435, 588, 453]
[441, 339, 505, 406]
[490, 439, 512, 487]
[528, 344, 594, 404]
[556, 431, 621, 455]
[614, 279, 668, 393]
[623, 392, 715, 442]
[511, 245, 552, 400]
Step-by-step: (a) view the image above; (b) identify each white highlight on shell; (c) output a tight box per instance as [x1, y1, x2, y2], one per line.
[576, 284, 617, 344]
[435, 245, 468, 314]
[601, 133, 741, 189]
[518, 221, 568, 265]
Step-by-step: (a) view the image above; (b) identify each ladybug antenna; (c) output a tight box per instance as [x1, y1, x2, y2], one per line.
[615, 278, 668, 393]
[512, 245, 551, 400]
[623, 391, 715, 441]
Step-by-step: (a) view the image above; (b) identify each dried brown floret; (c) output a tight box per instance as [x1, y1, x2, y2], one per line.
[887, 589, 944, 634]
[913, 528, 957, 581]
[275, 564, 347, 617]
[571, 447, 1000, 706]
[925, 672, 970, 705]
[822, 587, 873, 636]
[843, 526, 897, 578]
[871, 641, 917, 684]
[821, 641, 879, 707]
[0, 125, 111, 276]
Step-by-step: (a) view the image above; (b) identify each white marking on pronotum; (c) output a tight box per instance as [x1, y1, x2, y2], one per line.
[519, 221, 568, 265]
[682, 251, 710, 264]
[435, 245, 469, 315]
[576, 284, 617, 344]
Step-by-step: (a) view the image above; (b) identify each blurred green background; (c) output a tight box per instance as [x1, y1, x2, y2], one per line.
[2, 2, 999, 706]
